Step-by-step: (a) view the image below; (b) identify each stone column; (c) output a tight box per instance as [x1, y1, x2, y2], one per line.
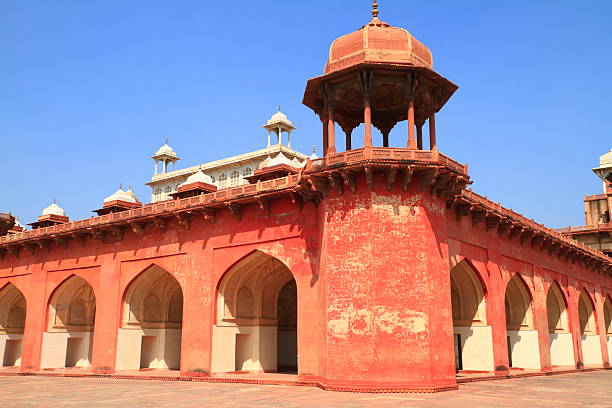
[532, 267, 552, 371]
[345, 129, 352, 151]
[417, 123, 424, 150]
[91, 261, 121, 372]
[429, 114, 437, 150]
[327, 99, 336, 155]
[364, 92, 372, 148]
[484, 234, 511, 375]
[321, 114, 329, 157]
[407, 99, 417, 149]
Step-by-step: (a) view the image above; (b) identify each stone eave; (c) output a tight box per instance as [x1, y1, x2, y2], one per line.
[2, 147, 610, 274]
[454, 189, 612, 270]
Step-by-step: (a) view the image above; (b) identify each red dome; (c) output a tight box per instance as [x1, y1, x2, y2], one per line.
[325, 17, 433, 74]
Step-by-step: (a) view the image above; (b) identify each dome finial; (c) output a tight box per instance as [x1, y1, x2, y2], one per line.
[165, 137, 168, 145]
[372, 0, 379, 18]
[278, 104, 281, 112]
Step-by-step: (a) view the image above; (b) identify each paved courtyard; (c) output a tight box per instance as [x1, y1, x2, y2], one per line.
[0, 371, 611, 407]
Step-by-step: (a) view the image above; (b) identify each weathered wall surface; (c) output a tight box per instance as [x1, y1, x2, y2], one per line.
[319, 172, 455, 390]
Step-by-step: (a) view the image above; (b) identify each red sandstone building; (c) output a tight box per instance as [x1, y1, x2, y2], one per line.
[559, 149, 612, 257]
[1, 4, 612, 393]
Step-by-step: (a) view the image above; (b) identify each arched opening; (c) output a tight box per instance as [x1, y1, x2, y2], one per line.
[0, 284, 26, 367]
[41, 276, 95, 369]
[116, 265, 183, 371]
[449, 260, 493, 372]
[504, 274, 540, 369]
[604, 296, 612, 361]
[212, 251, 297, 374]
[578, 289, 602, 365]
[545, 282, 573, 366]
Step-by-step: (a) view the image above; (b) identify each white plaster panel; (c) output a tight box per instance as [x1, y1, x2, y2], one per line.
[0, 334, 23, 367]
[116, 328, 181, 371]
[549, 333, 575, 366]
[454, 326, 494, 372]
[41, 332, 92, 369]
[507, 330, 541, 369]
[581, 334, 603, 365]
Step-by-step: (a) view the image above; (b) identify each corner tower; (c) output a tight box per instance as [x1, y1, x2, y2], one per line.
[301, 2, 467, 392]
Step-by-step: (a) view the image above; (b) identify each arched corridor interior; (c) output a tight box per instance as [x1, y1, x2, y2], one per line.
[449, 260, 493, 372]
[604, 296, 612, 361]
[546, 282, 574, 366]
[212, 251, 297, 374]
[0, 284, 26, 367]
[504, 274, 540, 369]
[578, 290, 602, 365]
[116, 265, 183, 371]
[41, 276, 95, 369]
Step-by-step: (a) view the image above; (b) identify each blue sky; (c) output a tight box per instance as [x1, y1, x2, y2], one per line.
[1, 1, 611, 228]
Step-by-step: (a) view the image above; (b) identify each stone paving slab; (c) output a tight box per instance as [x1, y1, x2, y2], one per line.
[0, 370, 611, 407]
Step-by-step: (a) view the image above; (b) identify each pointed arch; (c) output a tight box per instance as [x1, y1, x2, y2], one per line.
[0, 283, 27, 367]
[546, 281, 568, 333]
[449, 259, 493, 372]
[578, 288, 603, 365]
[546, 280, 574, 367]
[0, 283, 27, 334]
[41, 275, 96, 369]
[504, 273, 540, 369]
[122, 264, 183, 329]
[450, 259, 487, 326]
[604, 295, 612, 335]
[504, 274, 533, 330]
[213, 250, 297, 373]
[47, 275, 96, 332]
[578, 289, 596, 335]
[216, 250, 295, 324]
[116, 264, 183, 371]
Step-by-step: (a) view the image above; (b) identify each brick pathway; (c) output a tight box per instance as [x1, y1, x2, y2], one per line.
[0, 371, 611, 407]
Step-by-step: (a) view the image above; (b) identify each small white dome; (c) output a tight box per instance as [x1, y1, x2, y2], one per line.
[104, 188, 137, 204]
[42, 202, 66, 217]
[154, 143, 177, 157]
[600, 149, 612, 167]
[266, 152, 297, 168]
[310, 151, 319, 160]
[266, 110, 292, 126]
[126, 187, 139, 202]
[180, 170, 214, 187]
[14, 217, 25, 229]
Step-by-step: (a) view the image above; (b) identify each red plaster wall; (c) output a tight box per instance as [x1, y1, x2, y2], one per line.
[1, 173, 611, 391]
